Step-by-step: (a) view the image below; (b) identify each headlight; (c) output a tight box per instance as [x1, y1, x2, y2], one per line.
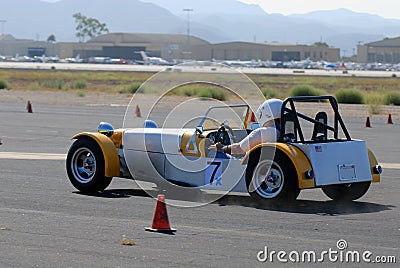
[98, 122, 114, 137]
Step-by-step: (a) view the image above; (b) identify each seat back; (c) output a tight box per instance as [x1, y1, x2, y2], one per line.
[312, 112, 328, 141]
[280, 111, 298, 142]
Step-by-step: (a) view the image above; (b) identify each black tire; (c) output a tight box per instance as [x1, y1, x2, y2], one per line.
[322, 181, 371, 202]
[246, 150, 300, 203]
[66, 137, 112, 192]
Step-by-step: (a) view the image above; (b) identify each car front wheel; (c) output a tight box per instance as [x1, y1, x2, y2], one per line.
[66, 138, 112, 192]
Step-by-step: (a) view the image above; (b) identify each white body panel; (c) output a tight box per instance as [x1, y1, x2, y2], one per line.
[123, 128, 187, 154]
[293, 140, 372, 186]
[122, 128, 248, 192]
[164, 155, 247, 192]
[122, 128, 372, 191]
[123, 128, 185, 183]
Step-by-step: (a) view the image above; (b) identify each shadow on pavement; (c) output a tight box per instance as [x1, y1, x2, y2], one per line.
[75, 187, 393, 215]
[215, 195, 393, 215]
[74, 188, 154, 199]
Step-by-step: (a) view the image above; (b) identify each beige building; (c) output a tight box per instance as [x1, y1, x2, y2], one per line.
[192, 41, 340, 62]
[357, 37, 400, 63]
[0, 33, 210, 61]
[0, 34, 58, 58]
[59, 33, 210, 61]
[1, 33, 340, 62]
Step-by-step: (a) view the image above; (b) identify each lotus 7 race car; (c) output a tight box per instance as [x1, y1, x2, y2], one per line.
[66, 96, 382, 203]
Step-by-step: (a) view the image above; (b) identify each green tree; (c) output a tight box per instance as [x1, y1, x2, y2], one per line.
[73, 13, 109, 42]
[313, 42, 329, 47]
[47, 34, 56, 43]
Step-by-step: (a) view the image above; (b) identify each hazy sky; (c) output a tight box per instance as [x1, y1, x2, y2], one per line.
[240, 0, 400, 19]
[41, 0, 400, 19]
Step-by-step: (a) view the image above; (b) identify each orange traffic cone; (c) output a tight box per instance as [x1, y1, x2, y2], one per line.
[145, 194, 176, 233]
[135, 105, 141, 118]
[365, 116, 371, 128]
[388, 114, 393, 124]
[27, 101, 33, 113]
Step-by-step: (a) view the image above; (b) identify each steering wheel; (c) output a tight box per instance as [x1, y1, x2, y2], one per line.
[216, 124, 237, 145]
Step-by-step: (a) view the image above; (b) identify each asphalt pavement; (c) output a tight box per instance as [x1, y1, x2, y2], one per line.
[0, 100, 399, 267]
[1, 61, 400, 77]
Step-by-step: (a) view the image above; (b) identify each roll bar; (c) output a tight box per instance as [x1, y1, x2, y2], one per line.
[279, 96, 351, 143]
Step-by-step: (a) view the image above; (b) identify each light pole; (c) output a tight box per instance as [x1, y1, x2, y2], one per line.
[183, 8, 193, 56]
[0, 20, 6, 56]
[0, 20, 6, 36]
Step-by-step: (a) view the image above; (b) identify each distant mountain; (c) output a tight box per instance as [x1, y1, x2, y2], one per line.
[288, 8, 400, 53]
[290, 8, 400, 27]
[2, 1, 400, 55]
[290, 8, 400, 38]
[191, 7, 399, 54]
[193, 14, 337, 42]
[2, 0, 182, 40]
[2, 0, 227, 41]
[142, 0, 266, 15]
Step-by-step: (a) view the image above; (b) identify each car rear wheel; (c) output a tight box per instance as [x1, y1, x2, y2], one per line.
[246, 150, 300, 203]
[322, 181, 371, 201]
[66, 138, 112, 192]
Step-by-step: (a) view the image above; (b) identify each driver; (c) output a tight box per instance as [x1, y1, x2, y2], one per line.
[210, 98, 283, 157]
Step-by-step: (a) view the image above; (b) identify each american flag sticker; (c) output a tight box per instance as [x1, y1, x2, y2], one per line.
[315, 145, 323, 152]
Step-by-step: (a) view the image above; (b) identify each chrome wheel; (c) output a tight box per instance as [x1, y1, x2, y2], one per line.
[66, 138, 112, 192]
[246, 150, 300, 202]
[71, 147, 97, 184]
[251, 159, 284, 199]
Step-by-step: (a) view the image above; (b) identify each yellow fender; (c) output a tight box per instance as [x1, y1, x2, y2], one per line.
[72, 132, 120, 178]
[242, 143, 315, 189]
[367, 148, 381, 183]
[180, 130, 213, 157]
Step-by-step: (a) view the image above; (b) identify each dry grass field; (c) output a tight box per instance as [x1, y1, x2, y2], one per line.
[1, 69, 399, 119]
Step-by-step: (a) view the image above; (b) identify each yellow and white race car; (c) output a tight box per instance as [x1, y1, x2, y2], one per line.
[66, 96, 381, 203]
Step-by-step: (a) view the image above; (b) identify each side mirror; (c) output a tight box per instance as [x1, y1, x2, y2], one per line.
[196, 126, 204, 138]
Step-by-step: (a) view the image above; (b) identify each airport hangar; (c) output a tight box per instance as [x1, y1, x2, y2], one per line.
[1, 32, 341, 62]
[0, 34, 58, 58]
[357, 36, 400, 64]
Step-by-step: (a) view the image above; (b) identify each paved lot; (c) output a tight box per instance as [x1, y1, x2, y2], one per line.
[0, 96, 399, 267]
[1, 61, 400, 77]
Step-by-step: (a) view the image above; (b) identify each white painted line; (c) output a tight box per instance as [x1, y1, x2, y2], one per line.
[0, 152, 66, 160]
[110, 104, 128, 107]
[1, 152, 400, 170]
[85, 103, 128, 107]
[381, 163, 400, 170]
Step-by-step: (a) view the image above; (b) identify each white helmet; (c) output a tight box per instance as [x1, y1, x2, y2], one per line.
[256, 98, 283, 126]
